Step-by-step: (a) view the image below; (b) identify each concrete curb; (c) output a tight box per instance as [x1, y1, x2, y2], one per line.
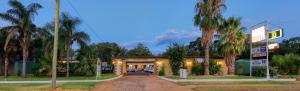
[0, 75, 123, 84]
[157, 76, 296, 82]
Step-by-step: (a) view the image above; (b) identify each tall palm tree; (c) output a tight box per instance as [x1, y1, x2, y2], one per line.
[0, 1, 42, 77]
[194, 0, 226, 75]
[217, 17, 247, 75]
[60, 13, 90, 77]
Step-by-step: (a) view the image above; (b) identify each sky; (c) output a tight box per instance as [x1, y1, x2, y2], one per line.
[1, 0, 300, 54]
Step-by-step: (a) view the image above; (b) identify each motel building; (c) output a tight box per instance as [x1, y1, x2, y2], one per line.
[112, 56, 227, 76]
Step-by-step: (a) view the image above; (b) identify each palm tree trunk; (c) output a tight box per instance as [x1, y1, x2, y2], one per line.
[4, 57, 8, 78]
[228, 55, 236, 75]
[22, 47, 27, 77]
[22, 35, 29, 78]
[66, 44, 71, 77]
[204, 46, 210, 75]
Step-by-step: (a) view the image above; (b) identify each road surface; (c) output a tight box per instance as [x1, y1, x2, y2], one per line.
[92, 75, 192, 91]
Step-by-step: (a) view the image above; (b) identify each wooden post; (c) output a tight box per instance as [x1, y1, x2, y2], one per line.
[52, 0, 60, 89]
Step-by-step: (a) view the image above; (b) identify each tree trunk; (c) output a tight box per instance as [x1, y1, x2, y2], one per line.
[4, 57, 8, 78]
[22, 48, 27, 77]
[66, 44, 72, 77]
[228, 55, 236, 75]
[22, 35, 29, 78]
[204, 47, 210, 75]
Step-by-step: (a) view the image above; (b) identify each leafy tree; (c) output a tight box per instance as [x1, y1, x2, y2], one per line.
[187, 37, 204, 57]
[194, 0, 226, 75]
[275, 37, 300, 55]
[127, 43, 152, 56]
[95, 42, 127, 64]
[272, 54, 300, 75]
[216, 17, 247, 75]
[0, 1, 42, 77]
[74, 45, 98, 76]
[30, 29, 53, 76]
[164, 43, 188, 75]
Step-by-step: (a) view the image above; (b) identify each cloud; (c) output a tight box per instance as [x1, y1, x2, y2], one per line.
[154, 29, 201, 45]
[119, 29, 201, 55]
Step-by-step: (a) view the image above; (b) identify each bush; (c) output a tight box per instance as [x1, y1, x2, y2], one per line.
[191, 60, 221, 75]
[159, 65, 165, 76]
[252, 68, 266, 77]
[192, 62, 203, 75]
[252, 67, 279, 77]
[272, 54, 300, 75]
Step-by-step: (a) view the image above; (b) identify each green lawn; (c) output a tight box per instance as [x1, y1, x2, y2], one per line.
[0, 82, 97, 91]
[0, 73, 117, 91]
[0, 73, 116, 81]
[178, 81, 300, 91]
[165, 75, 264, 79]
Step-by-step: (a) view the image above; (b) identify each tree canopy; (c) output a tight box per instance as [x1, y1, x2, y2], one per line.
[127, 43, 152, 56]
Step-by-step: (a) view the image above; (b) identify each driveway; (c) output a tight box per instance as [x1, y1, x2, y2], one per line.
[92, 75, 192, 91]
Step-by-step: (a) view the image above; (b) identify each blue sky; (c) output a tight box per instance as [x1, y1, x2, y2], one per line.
[1, 0, 300, 54]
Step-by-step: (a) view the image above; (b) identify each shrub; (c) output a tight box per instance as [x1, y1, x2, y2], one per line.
[272, 54, 300, 75]
[191, 60, 221, 75]
[252, 67, 279, 77]
[159, 65, 165, 76]
[165, 43, 187, 75]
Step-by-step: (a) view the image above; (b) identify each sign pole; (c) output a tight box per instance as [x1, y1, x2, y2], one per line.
[250, 28, 253, 77]
[266, 22, 270, 80]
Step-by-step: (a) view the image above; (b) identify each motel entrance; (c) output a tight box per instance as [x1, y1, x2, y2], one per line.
[112, 56, 226, 76]
[126, 62, 154, 75]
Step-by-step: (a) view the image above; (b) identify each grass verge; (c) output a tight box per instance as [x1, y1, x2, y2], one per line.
[0, 82, 97, 91]
[178, 81, 300, 91]
[0, 73, 115, 81]
[165, 75, 263, 79]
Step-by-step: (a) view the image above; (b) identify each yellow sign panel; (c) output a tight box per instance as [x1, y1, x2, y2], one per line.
[269, 29, 283, 39]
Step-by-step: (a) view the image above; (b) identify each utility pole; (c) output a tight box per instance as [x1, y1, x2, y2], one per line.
[52, 0, 60, 90]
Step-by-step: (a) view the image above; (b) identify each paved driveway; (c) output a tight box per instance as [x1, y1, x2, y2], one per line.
[92, 75, 192, 91]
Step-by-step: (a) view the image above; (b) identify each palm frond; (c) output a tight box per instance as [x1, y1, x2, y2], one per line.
[0, 13, 19, 24]
[27, 3, 42, 16]
[8, 1, 26, 15]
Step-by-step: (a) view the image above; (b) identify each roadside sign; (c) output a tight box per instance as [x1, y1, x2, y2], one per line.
[252, 26, 266, 43]
[252, 59, 267, 67]
[252, 53, 267, 57]
[252, 46, 267, 57]
[269, 28, 283, 40]
[252, 46, 267, 53]
[268, 43, 279, 50]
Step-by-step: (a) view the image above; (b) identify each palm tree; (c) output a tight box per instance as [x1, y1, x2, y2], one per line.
[60, 13, 90, 77]
[0, 1, 42, 77]
[194, 0, 226, 75]
[217, 17, 247, 75]
[0, 30, 7, 76]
